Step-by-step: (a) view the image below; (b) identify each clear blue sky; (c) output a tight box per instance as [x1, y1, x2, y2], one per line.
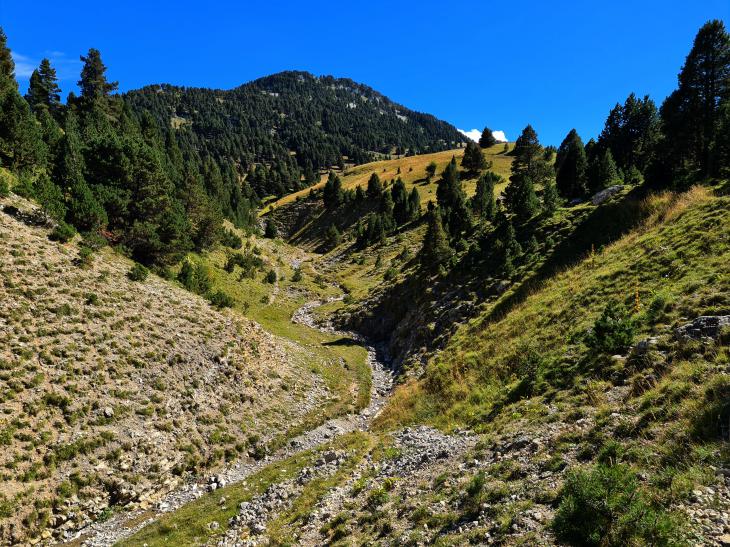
[2, 0, 728, 145]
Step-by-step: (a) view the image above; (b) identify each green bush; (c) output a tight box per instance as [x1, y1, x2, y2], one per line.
[127, 263, 150, 282]
[207, 290, 234, 309]
[586, 302, 636, 354]
[552, 463, 681, 546]
[265, 269, 277, 284]
[220, 228, 243, 249]
[178, 260, 212, 294]
[48, 221, 76, 243]
[0, 171, 10, 198]
[291, 267, 303, 282]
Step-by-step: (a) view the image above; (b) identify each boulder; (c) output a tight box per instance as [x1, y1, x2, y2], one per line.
[591, 185, 623, 205]
[675, 315, 730, 340]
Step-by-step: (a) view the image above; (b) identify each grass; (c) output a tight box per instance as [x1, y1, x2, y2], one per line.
[263, 144, 513, 215]
[118, 432, 372, 547]
[180, 231, 371, 450]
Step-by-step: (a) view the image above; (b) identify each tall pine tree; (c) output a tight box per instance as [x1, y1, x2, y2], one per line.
[504, 125, 543, 221]
[555, 129, 588, 199]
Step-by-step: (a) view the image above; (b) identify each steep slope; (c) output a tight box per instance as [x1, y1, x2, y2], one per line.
[124, 71, 467, 197]
[0, 194, 332, 544]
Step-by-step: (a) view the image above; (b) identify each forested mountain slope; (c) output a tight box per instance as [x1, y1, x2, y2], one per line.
[124, 71, 466, 197]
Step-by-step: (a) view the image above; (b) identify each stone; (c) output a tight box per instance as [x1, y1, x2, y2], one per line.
[591, 185, 623, 205]
[676, 315, 730, 340]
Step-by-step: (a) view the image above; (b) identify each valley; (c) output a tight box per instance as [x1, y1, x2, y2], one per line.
[1, 13, 730, 547]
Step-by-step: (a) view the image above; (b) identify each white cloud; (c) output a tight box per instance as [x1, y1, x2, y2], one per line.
[11, 51, 81, 82]
[11, 53, 35, 77]
[458, 128, 509, 143]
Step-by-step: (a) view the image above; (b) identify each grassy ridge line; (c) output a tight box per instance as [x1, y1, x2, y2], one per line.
[262, 144, 514, 215]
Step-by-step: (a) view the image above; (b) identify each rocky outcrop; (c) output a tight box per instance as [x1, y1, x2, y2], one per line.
[676, 315, 730, 340]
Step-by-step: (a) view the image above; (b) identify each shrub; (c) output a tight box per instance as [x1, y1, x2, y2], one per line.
[220, 229, 242, 249]
[127, 263, 150, 282]
[48, 221, 76, 243]
[586, 302, 636, 354]
[264, 219, 278, 239]
[291, 267, 303, 282]
[178, 260, 212, 294]
[265, 269, 277, 284]
[77, 246, 94, 268]
[552, 463, 681, 546]
[0, 171, 10, 198]
[207, 290, 234, 309]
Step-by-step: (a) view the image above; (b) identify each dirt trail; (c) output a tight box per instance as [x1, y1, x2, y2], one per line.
[76, 289, 393, 547]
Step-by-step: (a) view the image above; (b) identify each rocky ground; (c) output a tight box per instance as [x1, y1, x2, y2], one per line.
[0, 197, 325, 545]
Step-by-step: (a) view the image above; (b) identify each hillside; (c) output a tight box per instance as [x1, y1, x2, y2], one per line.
[124, 71, 467, 197]
[0, 191, 370, 545]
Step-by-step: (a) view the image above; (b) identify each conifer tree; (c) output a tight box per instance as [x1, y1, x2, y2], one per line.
[77, 48, 118, 108]
[0, 27, 15, 82]
[555, 129, 588, 199]
[461, 141, 486, 172]
[323, 171, 343, 209]
[425, 161, 437, 181]
[420, 206, 451, 270]
[504, 125, 543, 221]
[479, 126, 497, 148]
[59, 113, 107, 231]
[471, 171, 497, 220]
[654, 20, 730, 182]
[407, 187, 421, 221]
[367, 172, 383, 199]
[588, 149, 620, 192]
[25, 59, 62, 116]
[436, 157, 471, 236]
[542, 179, 559, 215]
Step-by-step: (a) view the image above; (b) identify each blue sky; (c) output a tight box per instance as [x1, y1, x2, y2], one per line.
[2, 0, 728, 145]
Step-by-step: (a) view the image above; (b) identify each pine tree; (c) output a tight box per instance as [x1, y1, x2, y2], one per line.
[323, 171, 343, 209]
[542, 179, 559, 215]
[367, 172, 383, 199]
[472, 171, 497, 220]
[479, 126, 497, 148]
[59, 113, 107, 231]
[436, 157, 471, 236]
[78, 48, 118, 107]
[655, 20, 730, 182]
[425, 161, 437, 181]
[420, 207, 451, 270]
[0, 27, 15, 82]
[555, 129, 588, 199]
[588, 149, 620, 192]
[325, 224, 341, 248]
[504, 125, 543, 221]
[597, 93, 659, 174]
[25, 59, 62, 116]
[407, 187, 421, 221]
[461, 141, 486, 172]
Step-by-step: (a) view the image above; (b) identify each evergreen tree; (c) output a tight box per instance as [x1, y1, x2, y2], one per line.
[77, 48, 118, 107]
[425, 161, 437, 181]
[436, 157, 471, 236]
[542, 179, 559, 215]
[323, 171, 343, 209]
[0, 27, 15, 82]
[461, 140, 486, 172]
[654, 20, 730, 182]
[367, 172, 383, 199]
[407, 187, 421, 221]
[504, 125, 543, 221]
[479, 126, 497, 148]
[471, 171, 497, 220]
[588, 149, 620, 192]
[25, 59, 62, 117]
[325, 224, 341, 248]
[555, 129, 588, 199]
[59, 113, 107, 231]
[355, 184, 366, 202]
[419, 207, 451, 270]
[597, 93, 659, 174]
[391, 178, 410, 224]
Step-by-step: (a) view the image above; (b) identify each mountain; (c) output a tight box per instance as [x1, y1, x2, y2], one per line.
[124, 71, 467, 197]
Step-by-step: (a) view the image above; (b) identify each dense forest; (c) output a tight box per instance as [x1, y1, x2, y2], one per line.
[0, 33, 464, 268]
[124, 71, 466, 197]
